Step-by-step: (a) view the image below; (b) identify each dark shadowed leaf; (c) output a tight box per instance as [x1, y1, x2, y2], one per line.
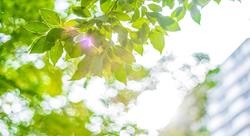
[46, 28, 64, 43]
[30, 36, 55, 53]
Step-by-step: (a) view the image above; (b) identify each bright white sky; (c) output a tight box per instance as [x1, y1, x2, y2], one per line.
[56, 0, 250, 135]
[167, 0, 250, 66]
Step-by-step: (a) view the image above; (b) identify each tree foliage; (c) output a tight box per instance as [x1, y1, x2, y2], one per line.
[21, 0, 223, 83]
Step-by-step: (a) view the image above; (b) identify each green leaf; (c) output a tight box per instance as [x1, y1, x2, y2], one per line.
[132, 18, 150, 28]
[24, 22, 49, 34]
[91, 55, 104, 76]
[190, 6, 201, 24]
[214, 0, 221, 4]
[49, 41, 63, 65]
[64, 39, 83, 58]
[148, 4, 162, 12]
[133, 43, 143, 55]
[113, 25, 128, 46]
[72, 55, 104, 80]
[46, 28, 64, 43]
[138, 23, 150, 44]
[113, 47, 135, 64]
[141, 6, 147, 17]
[132, 9, 140, 22]
[40, 9, 61, 25]
[149, 29, 165, 53]
[81, 0, 98, 8]
[114, 12, 130, 21]
[127, 65, 149, 80]
[196, 0, 210, 7]
[171, 7, 186, 21]
[146, 12, 161, 24]
[113, 64, 127, 83]
[162, 0, 175, 9]
[30, 36, 55, 53]
[72, 6, 91, 17]
[72, 57, 91, 80]
[157, 15, 180, 31]
[100, 0, 114, 14]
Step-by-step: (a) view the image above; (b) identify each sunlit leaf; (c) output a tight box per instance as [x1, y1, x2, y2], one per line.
[72, 57, 91, 80]
[49, 41, 63, 65]
[113, 46, 135, 64]
[113, 63, 127, 83]
[72, 6, 91, 17]
[214, 0, 221, 4]
[91, 55, 104, 76]
[162, 0, 175, 9]
[40, 8, 61, 25]
[114, 12, 131, 21]
[149, 29, 165, 53]
[141, 6, 147, 17]
[81, 0, 98, 8]
[64, 39, 83, 58]
[100, 0, 114, 14]
[133, 43, 144, 55]
[148, 3, 162, 12]
[112, 89, 140, 105]
[24, 22, 49, 34]
[132, 18, 150, 28]
[126, 65, 149, 80]
[132, 9, 140, 22]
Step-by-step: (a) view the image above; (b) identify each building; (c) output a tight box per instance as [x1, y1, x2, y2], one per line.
[207, 39, 250, 136]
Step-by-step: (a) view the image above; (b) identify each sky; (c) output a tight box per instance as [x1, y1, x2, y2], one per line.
[167, 0, 250, 66]
[56, 0, 250, 134]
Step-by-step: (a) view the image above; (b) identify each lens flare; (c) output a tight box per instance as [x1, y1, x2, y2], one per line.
[80, 36, 94, 50]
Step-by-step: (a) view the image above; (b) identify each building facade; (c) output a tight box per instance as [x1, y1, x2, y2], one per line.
[207, 39, 250, 136]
